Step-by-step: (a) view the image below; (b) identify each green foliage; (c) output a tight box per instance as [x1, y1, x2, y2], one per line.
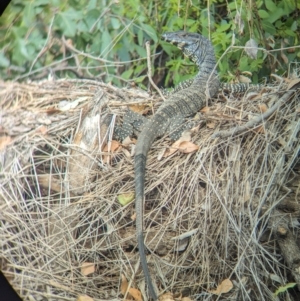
[0, 0, 299, 86]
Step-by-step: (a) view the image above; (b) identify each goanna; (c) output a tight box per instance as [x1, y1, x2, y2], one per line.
[115, 31, 220, 300]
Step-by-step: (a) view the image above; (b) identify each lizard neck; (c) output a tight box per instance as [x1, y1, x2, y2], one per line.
[193, 41, 219, 98]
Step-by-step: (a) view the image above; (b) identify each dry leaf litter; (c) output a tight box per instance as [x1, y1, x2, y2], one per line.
[0, 77, 300, 301]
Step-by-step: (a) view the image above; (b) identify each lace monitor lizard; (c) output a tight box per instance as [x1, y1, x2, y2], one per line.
[115, 31, 263, 300]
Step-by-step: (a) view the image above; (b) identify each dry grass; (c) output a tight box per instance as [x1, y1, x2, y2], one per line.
[0, 78, 299, 301]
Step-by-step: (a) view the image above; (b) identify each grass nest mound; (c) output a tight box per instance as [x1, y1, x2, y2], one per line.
[1, 78, 300, 301]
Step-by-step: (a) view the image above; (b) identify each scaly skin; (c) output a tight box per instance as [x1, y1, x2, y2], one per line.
[162, 79, 264, 96]
[134, 31, 220, 300]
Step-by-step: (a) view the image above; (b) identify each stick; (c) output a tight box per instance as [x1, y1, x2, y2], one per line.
[211, 90, 295, 139]
[145, 41, 166, 101]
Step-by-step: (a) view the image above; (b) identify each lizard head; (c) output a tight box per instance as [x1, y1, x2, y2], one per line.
[161, 31, 209, 65]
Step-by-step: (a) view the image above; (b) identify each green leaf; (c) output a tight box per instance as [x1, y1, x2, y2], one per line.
[239, 56, 249, 71]
[85, 8, 100, 30]
[111, 17, 120, 29]
[87, 0, 97, 10]
[274, 283, 296, 296]
[134, 64, 145, 76]
[11, 38, 29, 65]
[134, 75, 146, 83]
[258, 10, 270, 19]
[100, 30, 112, 56]
[55, 12, 76, 37]
[135, 45, 146, 58]
[77, 20, 88, 33]
[90, 38, 101, 55]
[266, 8, 284, 23]
[265, 0, 277, 12]
[0, 52, 9, 67]
[186, 18, 195, 26]
[23, 2, 35, 27]
[117, 192, 134, 206]
[140, 23, 158, 43]
[216, 22, 231, 32]
[262, 20, 276, 35]
[175, 17, 184, 28]
[137, 29, 143, 46]
[284, 29, 296, 37]
[291, 21, 297, 31]
[33, 0, 49, 6]
[121, 69, 133, 80]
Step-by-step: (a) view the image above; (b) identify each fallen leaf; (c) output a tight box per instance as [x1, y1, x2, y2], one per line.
[129, 104, 149, 114]
[66, 38, 73, 46]
[37, 126, 48, 135]
[287, 78, 300, 90]
[76, 295, 94, 301]
[178, 141, 199, 154]
[246, 92, 261, 101]
[209, 279, 233, 295]
[163, 140, 182, 157]
[159, 292, 174, 301]
[122, 147, 132, 158]
[0, 136, 12, 150]
[131, 212, 136, 221]
[120, 274, 129, 295]
[58, 97, 88, 111]
[102, 140, 121, 163]
[287, 47, 295, 53]
[44, 108, 61, 114]
[200, 106, 210, 113]
[280, 51, 288, 64]
[157, 147, 167, 161]
[180, 130, 192, 141]
[81, 262, 95, 276]
[129, 288, 142, 301]
[38, 174, 62, 193]
[258, 103, 268, 113]
[238, 75, 251, 83]
[245, 38, 258, 59]
[73, 131, 83, 145]
[163, 136, 199, 157]
[274, 282, 296, 296]
[118, 192, 135, 206]
[103, 140, 120, 152]
[122, 136, 134, 146]
[120, 275, 142, 301]
[207, 122, 216, 129]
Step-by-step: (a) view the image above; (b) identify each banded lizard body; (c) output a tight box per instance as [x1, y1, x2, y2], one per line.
[120, 31, 220, 300]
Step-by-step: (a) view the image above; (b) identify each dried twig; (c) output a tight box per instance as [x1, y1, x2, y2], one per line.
[211, 90, 295, 139]
[29, 14, 56, 73]
[145, 41, 166, 100]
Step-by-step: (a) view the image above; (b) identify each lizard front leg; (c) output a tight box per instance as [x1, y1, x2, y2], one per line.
[114, 109, 147, 141]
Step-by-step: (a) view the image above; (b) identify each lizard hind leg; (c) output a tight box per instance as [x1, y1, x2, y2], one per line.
[167, 116, 197, 141]
[114, 109, 147, 141]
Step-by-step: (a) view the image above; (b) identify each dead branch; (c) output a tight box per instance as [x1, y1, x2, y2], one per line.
[211, 90, 295, 139]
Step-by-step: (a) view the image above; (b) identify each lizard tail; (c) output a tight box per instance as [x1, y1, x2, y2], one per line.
[134, 128, 159, 300]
